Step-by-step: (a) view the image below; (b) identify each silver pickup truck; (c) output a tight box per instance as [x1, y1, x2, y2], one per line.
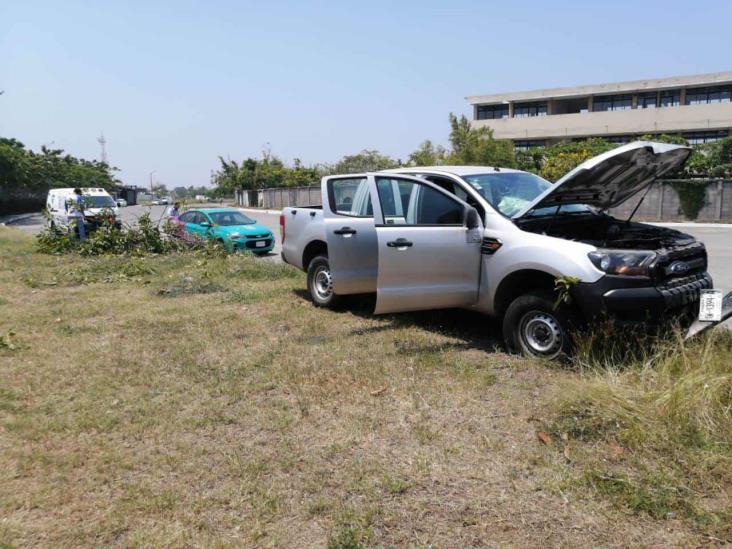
[281, 141, 731, 358]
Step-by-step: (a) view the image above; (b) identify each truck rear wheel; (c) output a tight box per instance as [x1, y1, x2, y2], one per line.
[503, 291, 573, 360]
[307, 255, 340, 308]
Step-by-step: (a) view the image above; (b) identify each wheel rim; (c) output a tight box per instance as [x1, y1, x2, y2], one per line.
[518, 310, 563, 357]
[313, 265, 333, 300]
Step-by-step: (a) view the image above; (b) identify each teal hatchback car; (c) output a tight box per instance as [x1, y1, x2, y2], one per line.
[178, 208, 275, 254]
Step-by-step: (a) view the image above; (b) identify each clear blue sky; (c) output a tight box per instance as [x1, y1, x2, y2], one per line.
[2, 0, 731, 188]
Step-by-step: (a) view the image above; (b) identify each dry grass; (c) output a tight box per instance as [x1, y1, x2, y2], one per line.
[0, 226, 728, 547]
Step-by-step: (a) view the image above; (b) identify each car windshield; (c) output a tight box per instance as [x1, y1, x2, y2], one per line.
[86, 195, 116, 208]
[207, 211, 255, 226]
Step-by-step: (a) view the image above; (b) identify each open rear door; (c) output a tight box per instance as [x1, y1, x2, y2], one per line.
[322, 175, 379, 295]
[371, 174, 483, 314]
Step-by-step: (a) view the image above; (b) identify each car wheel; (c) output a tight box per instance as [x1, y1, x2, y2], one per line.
[502, 291, 573, 360]
[307, 255, 340, 308]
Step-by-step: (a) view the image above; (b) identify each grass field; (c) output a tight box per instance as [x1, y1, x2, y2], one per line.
[0, 227, 729, 547]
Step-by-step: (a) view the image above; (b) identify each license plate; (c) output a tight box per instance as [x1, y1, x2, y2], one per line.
[255, 241, 266, 248]
[699, 289, 723, 322]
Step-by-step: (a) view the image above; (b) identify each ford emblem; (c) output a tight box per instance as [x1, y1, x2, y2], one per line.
[669, 261, 689, 275]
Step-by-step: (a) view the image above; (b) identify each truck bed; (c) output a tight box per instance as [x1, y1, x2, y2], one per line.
[280, 206, 326, 269]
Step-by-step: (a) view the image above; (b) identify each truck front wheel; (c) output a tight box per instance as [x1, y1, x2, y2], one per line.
[307, 255, 340, 308]
[503, 291, 573, 360]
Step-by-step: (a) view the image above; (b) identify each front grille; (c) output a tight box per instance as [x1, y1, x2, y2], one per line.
[652, 242, 707, 283]
[658, 272, 712, 309]
[246, 234, 270, 239]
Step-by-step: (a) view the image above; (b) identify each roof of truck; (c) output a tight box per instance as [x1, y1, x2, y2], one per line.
[48, 187, 111, 195]
[380, 166, 525, 177]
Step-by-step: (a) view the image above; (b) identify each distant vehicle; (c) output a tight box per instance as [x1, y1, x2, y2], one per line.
[194, 195, 210, 202]
[46, 187, 120, 233]
[115, 198, 128, 207]
[178, 208, 274, 254]
[281, 141, 731, 358]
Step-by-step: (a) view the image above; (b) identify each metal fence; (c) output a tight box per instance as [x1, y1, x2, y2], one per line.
[236, 186, 321, 209]
[237, 180, 732, 222]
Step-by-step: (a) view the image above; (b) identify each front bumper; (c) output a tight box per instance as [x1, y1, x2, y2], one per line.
[572, 272, 713, 324]
[231, 237, 275, 253]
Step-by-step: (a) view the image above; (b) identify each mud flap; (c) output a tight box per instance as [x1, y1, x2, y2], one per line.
[684, 290, 732, 340]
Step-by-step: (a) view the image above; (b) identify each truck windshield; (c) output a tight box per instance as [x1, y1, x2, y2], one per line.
[462, 172, 593, 217]
[462, 172, 551, 216]
[87, 196, 116, 208]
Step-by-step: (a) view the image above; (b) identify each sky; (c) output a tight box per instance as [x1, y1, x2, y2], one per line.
[2, 0, 731, 188]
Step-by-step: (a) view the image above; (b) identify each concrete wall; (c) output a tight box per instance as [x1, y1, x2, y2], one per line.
[609, 180, 730, 222]
[472, 101, 732, 140]
[250, 180, 732, 222]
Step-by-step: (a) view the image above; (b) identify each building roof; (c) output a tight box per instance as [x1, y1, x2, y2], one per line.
[466, 70, 732, 105]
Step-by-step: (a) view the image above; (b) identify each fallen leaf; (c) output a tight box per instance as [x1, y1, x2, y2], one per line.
[370, 387, 387, 397]
[537, 431, 553, 445]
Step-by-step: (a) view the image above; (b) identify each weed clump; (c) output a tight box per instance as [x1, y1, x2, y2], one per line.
[550, 329, 732, 534]
[37, 214, 185, 256]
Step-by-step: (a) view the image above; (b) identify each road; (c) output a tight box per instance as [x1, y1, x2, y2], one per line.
[3, 206, 731, 293]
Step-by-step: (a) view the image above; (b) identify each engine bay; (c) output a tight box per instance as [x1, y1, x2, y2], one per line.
[516, 212, 697, 250]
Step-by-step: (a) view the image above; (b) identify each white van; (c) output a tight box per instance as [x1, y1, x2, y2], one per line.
[46, 188, 120, 232]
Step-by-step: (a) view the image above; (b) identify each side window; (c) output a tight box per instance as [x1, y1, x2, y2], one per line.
[423, 175, 484, 217]
[180, 212, 195, 223]
[328, 177, 372, 217]
[376, 177, 464, 225]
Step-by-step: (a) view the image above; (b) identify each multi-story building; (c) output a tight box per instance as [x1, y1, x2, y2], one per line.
[466, 71, 732, 150]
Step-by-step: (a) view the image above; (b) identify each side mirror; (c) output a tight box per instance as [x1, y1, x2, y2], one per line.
[200, 221, 211, 227]
[465, 207, 481, 230]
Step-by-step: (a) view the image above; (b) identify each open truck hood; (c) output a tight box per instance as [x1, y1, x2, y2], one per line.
[513, 141, 691, 219]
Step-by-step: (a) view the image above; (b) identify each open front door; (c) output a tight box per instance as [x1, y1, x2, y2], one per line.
[322, 175, 379, 295]
[372, 174, 483, 314]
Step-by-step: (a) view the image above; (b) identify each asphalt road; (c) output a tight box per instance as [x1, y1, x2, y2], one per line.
[4, 206, 731, 293]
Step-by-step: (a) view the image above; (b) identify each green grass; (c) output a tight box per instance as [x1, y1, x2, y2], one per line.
[0, 226, 730, 546]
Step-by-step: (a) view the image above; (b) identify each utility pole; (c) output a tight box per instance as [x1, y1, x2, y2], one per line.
[97, 132, 108, 165]
[149, 170, 156, 195]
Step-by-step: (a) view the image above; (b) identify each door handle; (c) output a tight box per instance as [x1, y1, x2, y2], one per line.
[386, 238, 413, 248]
[334, 227, 357, 235]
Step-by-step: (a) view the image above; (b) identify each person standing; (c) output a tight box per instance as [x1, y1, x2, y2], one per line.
[66, 188, 86, 240]
[166, 202, 181, 219]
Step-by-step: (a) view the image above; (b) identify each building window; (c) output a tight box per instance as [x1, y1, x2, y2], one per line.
[513, 102, 548, 118]
[605, 135, 633, 144]
[682, 130, 729, 145]
[638, 92, 657, 109]
[685, 86, 732, 105]
[592, 94, 633, 112]
[659, 89, 680, 107]
[513, 139, 545, 150]
[476, 104, 509, 120]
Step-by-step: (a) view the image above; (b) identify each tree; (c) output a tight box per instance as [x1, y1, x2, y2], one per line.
[539, 138, 614, 182]
[333, 150, 401, 173]
[445, 113, 515, 167]
[0, 137, 118, 193]
[408, 140, 447, 166]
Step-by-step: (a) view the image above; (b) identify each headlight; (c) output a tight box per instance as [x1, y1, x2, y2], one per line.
[588, 250, 656, 276]
[227, 233, 241, 240]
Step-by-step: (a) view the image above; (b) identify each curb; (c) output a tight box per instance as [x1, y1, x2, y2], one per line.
[652, 222, 732, 229]
[0, 213, 38, 226]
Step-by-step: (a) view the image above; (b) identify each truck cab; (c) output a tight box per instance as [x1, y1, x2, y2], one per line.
[282, 142, 729, 358]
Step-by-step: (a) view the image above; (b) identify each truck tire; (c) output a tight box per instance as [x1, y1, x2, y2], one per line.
[502, 291, 573, 360]
[307, 255, 340, 308]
